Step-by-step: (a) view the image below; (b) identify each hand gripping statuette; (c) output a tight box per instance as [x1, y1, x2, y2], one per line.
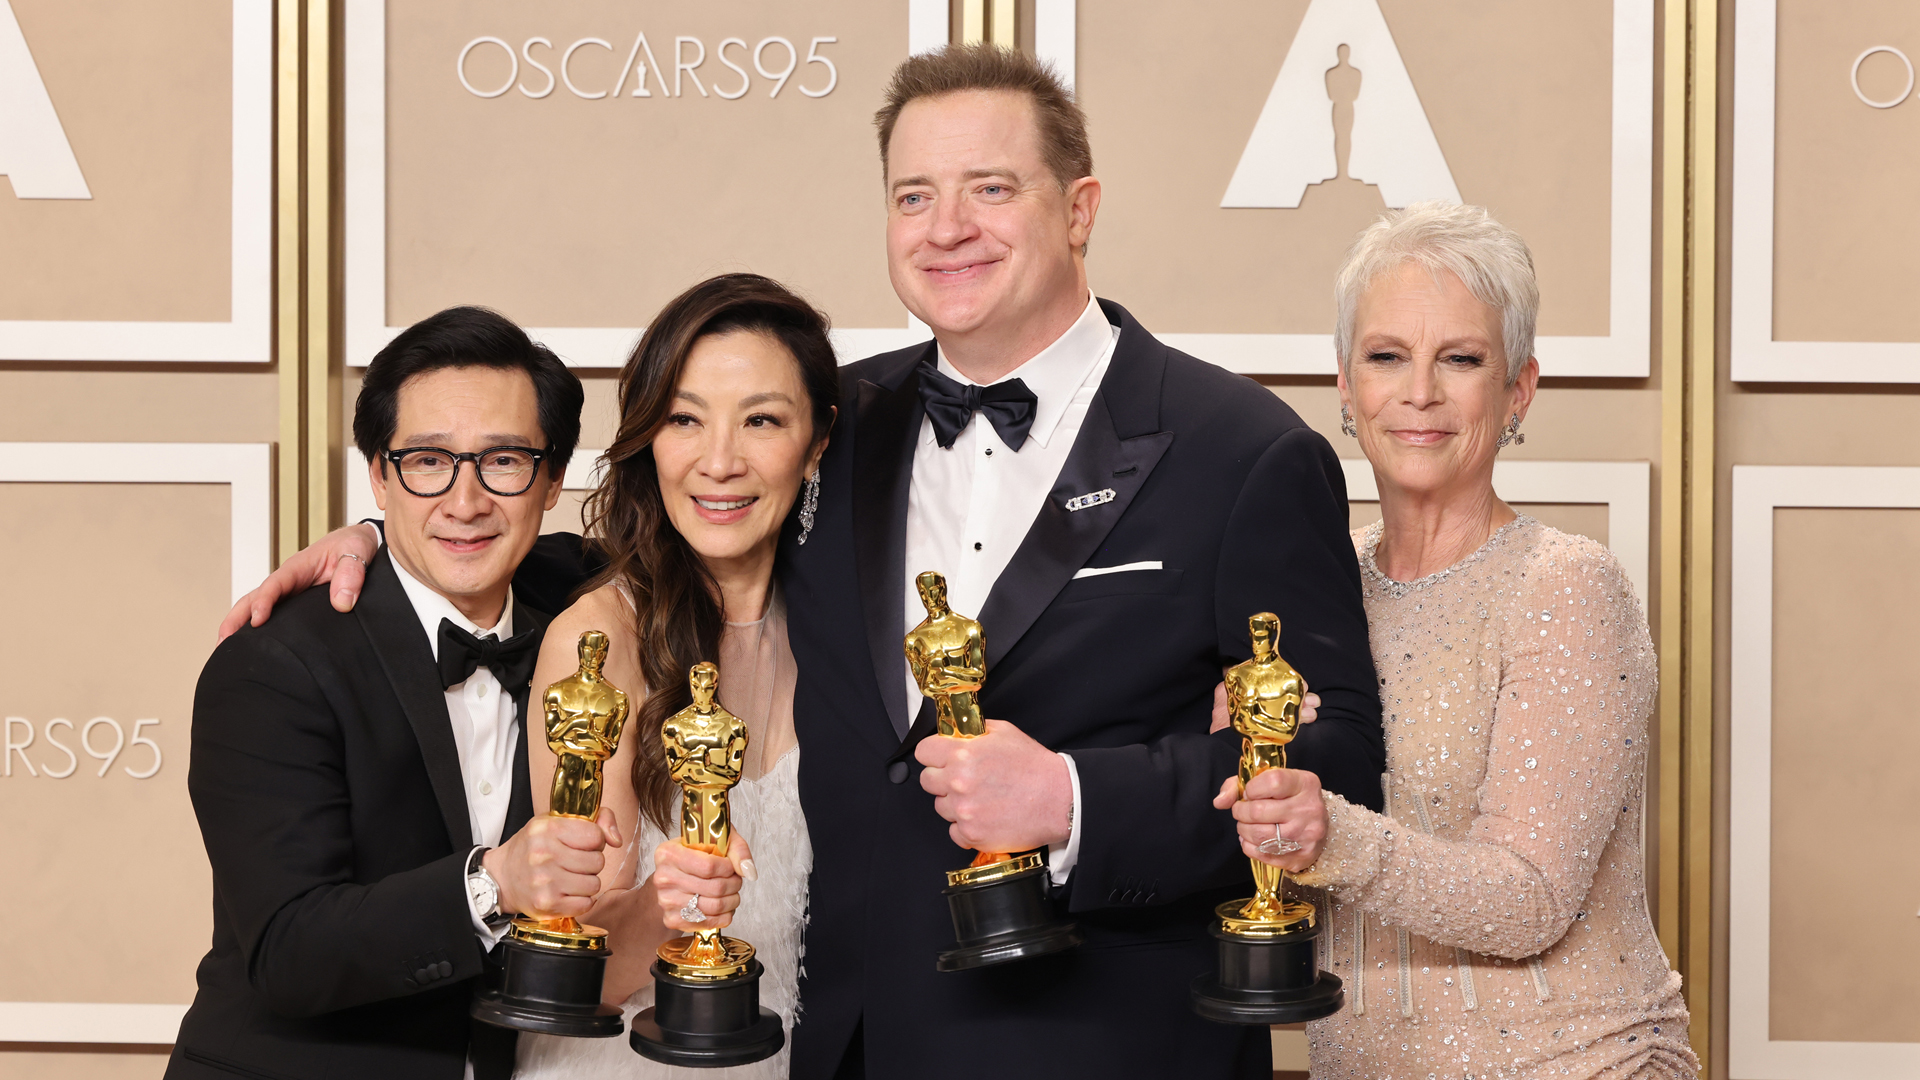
[630, 662, 785, 1067]
[1191, 612, 1345, 1025]
[905, 570, 1081, 972]
[473, 630, 630, 1037]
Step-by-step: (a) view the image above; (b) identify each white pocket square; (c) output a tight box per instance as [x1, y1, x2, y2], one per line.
[1071, 561, 1163, 579]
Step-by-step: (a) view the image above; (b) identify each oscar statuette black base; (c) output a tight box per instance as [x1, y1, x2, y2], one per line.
[937, 861, 1082, 972]
[471, 935, 625, 1037]
[630, 959, 785, 1068]
[1190, 921, 1345, 1025]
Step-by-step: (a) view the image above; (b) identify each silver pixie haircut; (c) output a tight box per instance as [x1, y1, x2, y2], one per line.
[1333, 201, 1538, 384]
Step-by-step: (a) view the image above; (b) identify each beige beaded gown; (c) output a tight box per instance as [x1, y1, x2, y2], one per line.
[516, 590, 810, 1079]
[1295, 518, 1695, 1080]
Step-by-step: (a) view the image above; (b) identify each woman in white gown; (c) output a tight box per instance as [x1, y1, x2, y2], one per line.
[515, 274, 837, 1078]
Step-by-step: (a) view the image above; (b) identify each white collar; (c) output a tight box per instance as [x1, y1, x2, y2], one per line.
[933, 292, 1112, 450]
[389, 553, 514, 661]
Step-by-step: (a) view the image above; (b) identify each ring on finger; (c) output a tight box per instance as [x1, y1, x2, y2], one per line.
[1259, 825, 1303, 856]
[678, 893, 706, 924]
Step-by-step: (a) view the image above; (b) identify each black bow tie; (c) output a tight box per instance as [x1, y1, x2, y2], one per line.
[437, 619, 540, 691]
[916, 361, 1038, 451]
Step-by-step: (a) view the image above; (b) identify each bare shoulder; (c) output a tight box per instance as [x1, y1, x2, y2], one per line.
[535, 584, 646, 699]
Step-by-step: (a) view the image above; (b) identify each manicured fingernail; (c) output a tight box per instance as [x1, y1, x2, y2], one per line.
[741, 859, 758, 882]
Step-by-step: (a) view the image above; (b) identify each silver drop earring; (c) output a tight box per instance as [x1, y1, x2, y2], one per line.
[796, 470, 821, 545]
[1340, 405, 1358, 439]
[1497, 413, 1526, 448]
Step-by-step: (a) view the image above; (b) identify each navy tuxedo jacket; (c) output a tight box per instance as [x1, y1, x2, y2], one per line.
[169, 551, 542, 1080]
[776, 299, 1384, 1077]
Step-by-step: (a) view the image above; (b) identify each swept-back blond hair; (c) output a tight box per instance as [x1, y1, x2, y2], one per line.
[874, 44, 1090, 190]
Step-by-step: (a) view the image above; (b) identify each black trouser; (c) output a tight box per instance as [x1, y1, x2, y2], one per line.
[830, 1020, 864, 1080]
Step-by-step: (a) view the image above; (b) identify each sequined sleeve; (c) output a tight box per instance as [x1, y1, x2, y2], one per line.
[1295, 539, 1656, 961]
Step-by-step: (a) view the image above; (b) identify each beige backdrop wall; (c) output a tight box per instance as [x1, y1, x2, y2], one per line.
[347, 0, 935, 370]
[1717, 1, 1920, 1076]
[0, 0, 276, 1076]
[1081, 0, 1614, 338]
[0, 0, 230, 322]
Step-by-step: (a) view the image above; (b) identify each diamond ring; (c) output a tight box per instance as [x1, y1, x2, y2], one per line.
[1259, 827, 1303, 856]
[678, 894, 706, 924]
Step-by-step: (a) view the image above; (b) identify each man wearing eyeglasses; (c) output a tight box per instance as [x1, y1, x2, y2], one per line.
[169, 307, 613, 1080]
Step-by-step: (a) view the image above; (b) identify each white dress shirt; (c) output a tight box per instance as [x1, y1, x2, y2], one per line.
[389, 556, 521, 945]
[903, 292, 1119, 884]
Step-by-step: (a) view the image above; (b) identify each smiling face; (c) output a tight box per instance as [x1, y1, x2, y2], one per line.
[652, 330, 826, 575]
[370, 365, 564, 627]
[1339, 263, 1539, 505]
[885, 89, 1100, 379]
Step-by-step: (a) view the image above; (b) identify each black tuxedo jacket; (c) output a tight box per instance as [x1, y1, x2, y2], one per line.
[168, 550, 543, 1080]
[776, 300, 1385, 1078]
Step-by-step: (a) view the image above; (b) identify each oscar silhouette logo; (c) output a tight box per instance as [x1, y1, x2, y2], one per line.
[472, 630, 630, 1038]
[1191, 613, 1345, 1026]
[631, 661, 785, 1067]
[1221, 0, 1458, 209]
[907, 570, 1081, 971]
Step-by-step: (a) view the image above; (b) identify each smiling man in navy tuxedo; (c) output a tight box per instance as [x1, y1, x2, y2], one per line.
[219, 46, 1384, 1080]
[170, 308, 617, 1080]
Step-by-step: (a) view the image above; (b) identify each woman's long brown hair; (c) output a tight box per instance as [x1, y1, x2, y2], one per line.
[580, 274, 838, 835]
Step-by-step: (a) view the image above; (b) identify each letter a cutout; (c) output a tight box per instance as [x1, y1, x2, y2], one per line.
[0, 0, 91, 199]
[1222, 0, 1456, 209]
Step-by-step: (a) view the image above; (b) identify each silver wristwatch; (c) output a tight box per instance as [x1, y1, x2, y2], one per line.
[466, 851, 502, 919]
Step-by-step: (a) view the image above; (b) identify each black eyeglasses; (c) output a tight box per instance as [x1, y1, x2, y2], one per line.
[382, 446, 548, 497]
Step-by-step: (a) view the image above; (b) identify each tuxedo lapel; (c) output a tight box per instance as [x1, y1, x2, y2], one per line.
[977, 396, 1173, 668]
[504, 598, 551, 837]
[977, 301, 1175, 669]
[852, 348, 934, 740]
[355, 550, 472, 851]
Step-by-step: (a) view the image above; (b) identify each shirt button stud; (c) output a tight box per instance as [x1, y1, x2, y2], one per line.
[475, 682, 488, 697]
[479, 780, 494, 796]
[974, 542, 983, 551]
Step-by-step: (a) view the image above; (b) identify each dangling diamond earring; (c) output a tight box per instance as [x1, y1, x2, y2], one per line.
[1340, 405, 1358, 439]
[796, 470, 821, 545]
[1497, 413, 1526, 448]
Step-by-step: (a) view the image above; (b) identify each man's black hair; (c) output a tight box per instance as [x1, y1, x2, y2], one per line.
[352, 305, 584, 475]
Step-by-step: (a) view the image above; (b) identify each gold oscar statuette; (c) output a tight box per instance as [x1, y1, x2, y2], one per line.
[655, 662, 756, 980]
[472, 630, 631, 1038]
[1190, 611, 1344, 1023]
[907, 570, 1080, 971]
[1218, 612, 1315, 934]
[510, 629, 633, 952]
[630, 661, 786, 1064]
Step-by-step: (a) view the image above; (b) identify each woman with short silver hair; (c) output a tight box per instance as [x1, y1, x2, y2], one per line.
[1215, 202, 1696, 1078]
